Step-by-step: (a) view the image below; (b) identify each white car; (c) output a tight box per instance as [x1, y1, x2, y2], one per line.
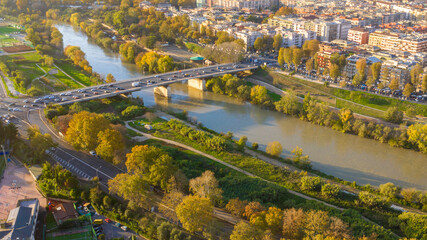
[89, 150, 97, 156]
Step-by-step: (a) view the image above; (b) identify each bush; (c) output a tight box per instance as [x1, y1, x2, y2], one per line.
[300, 176, 322, 192]
[121, 105, 145, 120]
[266, 141, 282, 157]
[321, 183, 340, 198]
[252, 142, 259, 150]
[357, 191, 389, 209]
[384, 107, 403, 124]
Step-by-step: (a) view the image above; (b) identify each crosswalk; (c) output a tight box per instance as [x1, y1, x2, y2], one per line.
[45, 149, 92, 180]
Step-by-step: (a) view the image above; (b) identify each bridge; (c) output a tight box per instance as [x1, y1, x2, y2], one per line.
[25, 62, 258, 108]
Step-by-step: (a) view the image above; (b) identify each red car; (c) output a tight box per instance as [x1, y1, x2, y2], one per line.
[105, 218, 111, 223]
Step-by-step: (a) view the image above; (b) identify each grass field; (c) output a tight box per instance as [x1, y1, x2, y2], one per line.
[56, 61, 92, 86]
[0, 26, 20, 34]
[256, 69, 427, 118]
[0, 37, 19, 45]
[47, 225, 94, 240]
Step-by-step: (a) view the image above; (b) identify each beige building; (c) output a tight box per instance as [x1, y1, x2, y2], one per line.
[368, 30, 427, 54]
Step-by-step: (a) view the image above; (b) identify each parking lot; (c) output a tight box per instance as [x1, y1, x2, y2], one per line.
[91, 215, 144, 240]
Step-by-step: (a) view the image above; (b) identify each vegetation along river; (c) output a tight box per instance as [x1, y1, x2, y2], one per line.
[57, 23, 427, 190]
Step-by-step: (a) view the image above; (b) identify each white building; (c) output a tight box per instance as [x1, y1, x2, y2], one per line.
[235, 30, 263, 50]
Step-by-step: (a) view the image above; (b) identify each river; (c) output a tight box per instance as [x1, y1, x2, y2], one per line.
[57, 24, 427, 190]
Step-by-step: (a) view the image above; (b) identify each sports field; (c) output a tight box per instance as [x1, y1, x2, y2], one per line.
[47, 225, 95, 240]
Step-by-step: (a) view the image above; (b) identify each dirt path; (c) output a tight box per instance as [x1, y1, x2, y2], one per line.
[125, 122, 344, 211]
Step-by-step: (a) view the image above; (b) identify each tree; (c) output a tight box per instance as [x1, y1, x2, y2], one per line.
[121, 105, 145, 120]
[244, 202, 265, 219]
[379, 182, 401, 199]
[366, 76, 375, 88]
[176, 195, 213, 233]
[265, 207, 283, 233]
[27, 127, 57, 163]
[274, 91, 300, 116]
[304, 210, 330, 238]
[105, 73, 116, 83]
[291, 146, 311, 169]
[266, 141, 282, 157]
[329, 64, 340, 81]
[357, 191, 388, 209]
[403, 83, 415, 98]
[126, 145, 174, 190]
[272, 34, 282, 52]
[226, 198, 248, 218]
[278, 48, 285, 67]
[189, 170, 223, 203]
[300, 176, 322, 191]
[384, 107, 403, 124]
[352, 73, 362, 87]
[397, 212, 427, 239]
[355, 58, 366, 79]
[70, 13, 81, 26]
[254, 37, 264, 52]
[66, 111, 111, 151]
[321, 183, 340, 198]
[96, 129, 125, 163]
[283, 48, 293, 68]
[371, 62, 382, 81]
[422, 75, 427, 93]
[407, 124, 427, 153]
[230, 221, 263, 240]
[160, 190, 185, 223]
[282, 208, 305, 239]
[389, 77, 399, 91]
[250, 85, 269, 105]
[292, 48, 303, 68]
[109, 173, 149, 208]
[306, 58, 314, 73]
[410, 63, 423, 87]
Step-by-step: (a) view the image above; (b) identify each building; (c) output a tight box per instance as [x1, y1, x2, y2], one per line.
[235, 30, 263, 50]
[316, 49, 340, 72]
[380, 59, 417, 89]
[344, 55, 381, 80]
[368, 30, 427, 54]
[213, 0, 279, 10]
[50, 200, 79, 225]
[348, 27, 370, 45]
[2, 199, 39, 240]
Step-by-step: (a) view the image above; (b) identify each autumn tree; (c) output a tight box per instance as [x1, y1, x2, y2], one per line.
[292, 48, 303, 69]
[282, 208, 305, 239]
[329, 64, 340, 81]
[306, 58, 314, 73]
[278, 48, 285, 67]
[244, 202, 265, 220]
[250, 85, 269, 105]
[356, 58, 367, 79]
[266, 141, 282, 157]
[407, 124, 427, 153]
[265, 207, 283, 233]
[410, 63, 423, 87]
[176, 195, 213, 233]
[291, 146, 311, 169]
[27, 127, 57, 163]
[371, 62, 382, 80]
[403, 83, 415, 98]
[226, 198, 248, 218]
[422, 75, 427, 93]
[230, 221, 263, 240]
[159, 190, 185, 223]
[273, 34, 282, 51]
[189, 170, 223, 203]
[66, 111, 111, 151]
[352, 73, 362, 87]
[105, 73, 116, 83]
[389, 77, 399, 91]
[283, 48, 293, 68]
[96, 129, 125, 163]
[254, 37, 264, 52]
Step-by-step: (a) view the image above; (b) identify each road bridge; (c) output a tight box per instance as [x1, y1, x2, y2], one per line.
[25, 63, 258, 108]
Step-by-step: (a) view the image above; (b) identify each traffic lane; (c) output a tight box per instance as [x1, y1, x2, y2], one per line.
[92, 215, 144, 240]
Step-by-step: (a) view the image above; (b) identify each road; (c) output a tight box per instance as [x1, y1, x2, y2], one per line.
[8, 63, 258, 109]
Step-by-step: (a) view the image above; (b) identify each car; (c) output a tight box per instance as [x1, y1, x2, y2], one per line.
[121, 226, 128, 231]
[116, 87, 124, 90]
[89, 150, 97, 156]
[105, 218, 111, 223]
[108, 84, 114, 87]
[93, 92, 99, 95]
[83, 94, 89, 97]
[104, 90, 110, 93]
[91, 89, 97, 92]
[31, 104, 37, 107]
[72, 95, 79, 99]
[23, 99, 29, 103]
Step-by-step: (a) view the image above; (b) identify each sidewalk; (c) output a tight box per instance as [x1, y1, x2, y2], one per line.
[0, 71, 22, 96]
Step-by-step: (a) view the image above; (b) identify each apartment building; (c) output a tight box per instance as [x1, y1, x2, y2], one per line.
[317, 49, 340, 72]
[235, 30, 263, 50]
[380, 59, 416, 88]
[369, 30, 427, 54]
[347, 27, 370, 45]
[344, 55, 382, 80]
[2, 199, 39, 240]
[213, 0, 279, 10]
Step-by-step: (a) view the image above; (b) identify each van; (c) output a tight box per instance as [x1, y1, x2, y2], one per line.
[131, 82, 141, 87]
[93, 219, 103, 225]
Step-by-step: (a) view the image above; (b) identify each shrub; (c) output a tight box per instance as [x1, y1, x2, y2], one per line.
[384, 107, 403, 124]
[266, 141, 282, 157]
[300, 176, 322, 192]
[121, 105, 145, 120]
[321, 183, 340, 198]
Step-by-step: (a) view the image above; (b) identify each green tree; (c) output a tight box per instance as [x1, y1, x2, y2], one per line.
[121, 105, 145, 120]
[291, 146, 311, 169]
[321, 183, 340, 198]
[274, 91, 300, 116]
[357, 191, 388, 209]
[366, 76, 375, 88]
[250, 85, 269, 105]
[27, 127, 57, 163]
[352, 73, 362, 87]
[189, 170, 223, 203]
[266, 141, 282, 157]
[379, 182, 401, 199]
[384, 107, 403, 124]
[407, 124, 427, 153]
[254, 37, 264, 52]
[300, 176, 322, 191]
[176, 195, 213, 233]
[396, 212, 427, 239]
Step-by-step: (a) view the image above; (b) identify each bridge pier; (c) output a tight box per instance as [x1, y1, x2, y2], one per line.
[188, 79, 206, 91]
[154, 86, 170, 98]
